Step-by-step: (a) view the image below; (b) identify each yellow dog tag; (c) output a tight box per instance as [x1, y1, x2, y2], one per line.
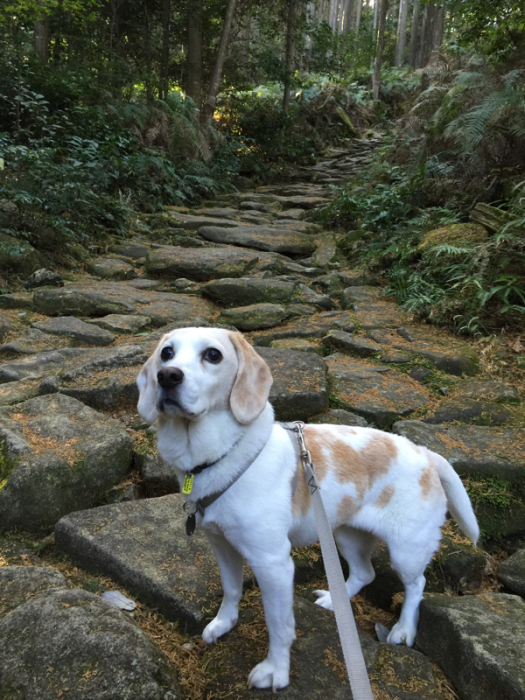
[182, 473, 194, 495]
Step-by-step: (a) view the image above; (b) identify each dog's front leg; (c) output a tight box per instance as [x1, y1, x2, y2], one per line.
[202, 531, 244, 643]
[248, 548, 296, 691]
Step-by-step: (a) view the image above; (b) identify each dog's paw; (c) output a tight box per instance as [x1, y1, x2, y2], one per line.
[202, 615, 237, 644]
[386, 622, 416, 647]
[248, 659, 289, 691]
[314, 589, 334, 611]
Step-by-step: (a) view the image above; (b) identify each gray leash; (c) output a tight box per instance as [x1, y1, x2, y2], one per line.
[293, 421, 374, 700]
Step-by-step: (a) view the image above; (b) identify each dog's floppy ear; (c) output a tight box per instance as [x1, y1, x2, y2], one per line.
[228, 332, 273, 425]
[137, 353, 161, 424]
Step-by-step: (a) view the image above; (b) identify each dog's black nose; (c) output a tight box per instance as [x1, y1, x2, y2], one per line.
[157, 367, 184, 389]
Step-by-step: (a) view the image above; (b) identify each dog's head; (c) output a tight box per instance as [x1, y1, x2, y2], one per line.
[137, 327, 273, 426]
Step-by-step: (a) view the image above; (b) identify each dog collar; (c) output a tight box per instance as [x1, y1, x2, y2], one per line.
[189, 436, 243, 475]
[183, 437, 268, 536]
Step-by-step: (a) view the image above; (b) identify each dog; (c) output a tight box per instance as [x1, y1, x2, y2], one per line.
[137, 326, 479, 691]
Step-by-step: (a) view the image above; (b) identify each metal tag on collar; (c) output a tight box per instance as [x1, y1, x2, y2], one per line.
[183, 501, 203, 536]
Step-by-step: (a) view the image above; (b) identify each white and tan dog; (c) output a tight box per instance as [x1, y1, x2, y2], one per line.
[137, 326, 479, 691]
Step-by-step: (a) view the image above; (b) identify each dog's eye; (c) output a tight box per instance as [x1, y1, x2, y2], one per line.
[203, 347, 222, 364]
[160, 347, 174, 361]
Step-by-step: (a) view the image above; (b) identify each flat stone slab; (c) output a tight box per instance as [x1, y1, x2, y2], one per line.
[352, 301, 410, 330]
[0, 393, 133, 534]
[0, 584, 181, 700]
[86, 257, 137, 280]
[0, 292, 34, 310]
[205, 595, 443, 700]
[55, 495, 223, 633]
[392, 420, 525, 482]
[218, 303, 288, 331]
[324, 330, 381, 357]
[87, 314, 152, 334]
[201, 277, 297, 307]
[33, 282, 214, 326]
[416, 593, 525, 700]
[32, 316, 115, 346]
[0, 347, 91, 383]
[256, 347, 329, 421]
[371, 327, 478, 376]
[0, 327, 81, 356]
[326, 355, 430, 427]
[165, 211, 241, 230]
[425, 398, 514, 425]
[198, 225, 317, 256]
[109, 242, 150, 259]
[251, 311, 356, 344]
[145, 245, 259, 280]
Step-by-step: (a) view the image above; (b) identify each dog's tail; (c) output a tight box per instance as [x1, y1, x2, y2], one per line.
[431, 450, 480, 546]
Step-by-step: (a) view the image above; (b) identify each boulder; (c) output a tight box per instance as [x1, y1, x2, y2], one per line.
[256, 347, 329, 421]
[55, 495, 223, 633]
[201, 277, 297, 307]
[326, 355, 430, 427]
[0, 234, 44, 274]
[0, 393, 133, 533]
[33, 282, 214, 326]
[198, 225, 317, 256]
[31, 316, 115, 346]
[416, 593, 525, 700]
[86, 257, 137, 280]
[218, 303, 288, 331]
[498, 549, 525, 597]
[0, 586, 181, 700]
[24, 268, 63, 290]
[145, 245, 259, 280]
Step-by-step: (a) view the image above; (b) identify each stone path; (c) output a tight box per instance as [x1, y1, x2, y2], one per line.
[1, 138, 525, 699]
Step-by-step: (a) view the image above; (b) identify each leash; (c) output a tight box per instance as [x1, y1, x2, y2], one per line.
[292, 421, 374, 700]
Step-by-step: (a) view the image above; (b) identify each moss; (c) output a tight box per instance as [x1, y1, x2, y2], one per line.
[0, 441, 18, 491]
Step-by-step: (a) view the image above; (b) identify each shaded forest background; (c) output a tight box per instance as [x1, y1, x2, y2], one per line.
[1, 0, 524, 335]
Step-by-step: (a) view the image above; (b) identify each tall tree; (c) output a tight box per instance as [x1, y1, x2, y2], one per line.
[201, 0, 237, 128]
[186, 0, 203, 105]
[283, 0, 297, 113]
[408, 0, 420, 67]
[160, 0, 171, 99]
[395, 0, 409, 66]
[373, 0, 389, 100]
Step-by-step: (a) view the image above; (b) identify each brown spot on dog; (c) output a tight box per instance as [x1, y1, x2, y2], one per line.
[303, 426, 398, 499]
[375, 485, 395, 508]
[292, 462, 311, 517]
[419, 459, 441, 500]
[337, 495, 361, 525]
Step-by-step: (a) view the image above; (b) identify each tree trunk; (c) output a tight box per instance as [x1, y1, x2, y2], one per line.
[433, 3, 445, 51]
[416, 2, 428, 67]
[395, 0, 408, 66]
[355, 0, 362, 29]
[201, 0, 237, 128]
[342, 0, 353, 34]
[186, 0, 203, 105]
[409, 0, 420, 67]
[33, 1, 50, 61]
[282, 0, 297, 113]
[329, 0, 338, 31]
[372, 0, 389, 100]
[160, 0, 170, 99]
[370, 0, 379, 68]
[144, 2, 153, 105]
